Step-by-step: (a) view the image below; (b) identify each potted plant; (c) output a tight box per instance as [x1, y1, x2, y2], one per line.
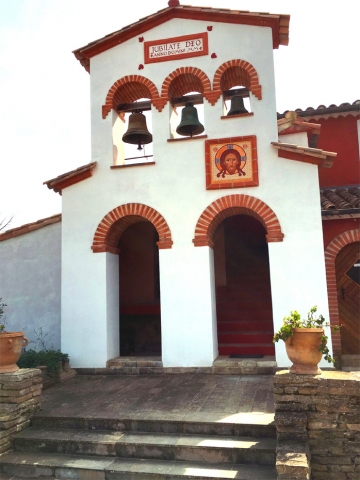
[0, 298, 28, 373]
[273, 306, 339, 374]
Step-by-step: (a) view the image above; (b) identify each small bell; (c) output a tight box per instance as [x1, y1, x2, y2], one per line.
[122, 111, 153, 150]
[176, 102, 205, 137]
[227, 96, 249, 116]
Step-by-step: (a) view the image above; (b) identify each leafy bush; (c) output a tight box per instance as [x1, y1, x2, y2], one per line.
[18, 349, 69, 376]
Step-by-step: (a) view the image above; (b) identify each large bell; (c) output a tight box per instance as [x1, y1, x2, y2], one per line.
[227, 96, 249, 116]
[122, 111, 153, 150]
[176, 102, 204, 137]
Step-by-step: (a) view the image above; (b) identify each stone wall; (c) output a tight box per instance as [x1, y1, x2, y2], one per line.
[274, 370, 360, 480]
[0, 369, 43, 455]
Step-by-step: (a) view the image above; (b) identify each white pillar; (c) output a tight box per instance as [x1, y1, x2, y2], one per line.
[268, 235, 333, 368]
[159, 245, 218, 367]
[61, 252, 119, 368]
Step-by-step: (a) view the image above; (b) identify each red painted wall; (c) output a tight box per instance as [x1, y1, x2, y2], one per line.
[322, 217, 360, 249]
[308, 115, 360, 188]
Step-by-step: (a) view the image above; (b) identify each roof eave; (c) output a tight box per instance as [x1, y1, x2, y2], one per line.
[73, 8, 289, 73]
[322, 210, 360, 219]
[271, 142, 336, 168]
[44, 162, 97, 195]
[0, 214, 62, 242]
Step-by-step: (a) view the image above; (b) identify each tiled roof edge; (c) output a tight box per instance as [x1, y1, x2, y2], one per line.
[0, 214, 62, 242]
[43, 162, 97, 194]
[277, 101, 360, 119]
[271, 141, 336, 168]
[73, 6, 289, 72]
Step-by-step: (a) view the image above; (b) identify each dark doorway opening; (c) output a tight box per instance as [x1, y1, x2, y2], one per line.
[119, 221, 161, 356]
[214, 214, 274, 356]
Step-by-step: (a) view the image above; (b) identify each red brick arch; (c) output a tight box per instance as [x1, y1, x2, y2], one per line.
[92, 203, 173, 254]
[209, 59, 262, 106]
[324, 229, 360, 355]
[161, 67, 212, 106]
[102, 76, 162, 119]
[193, 195, 284, 248]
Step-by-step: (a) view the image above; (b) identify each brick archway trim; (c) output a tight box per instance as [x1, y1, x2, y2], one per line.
[209, 59, 262, 106]
[193, 195, 284, 248]
[102, 76, 162, 119]
[92, 203, 173, 254]
[161, 67, 212, 106]
[324, 229, 360, 356]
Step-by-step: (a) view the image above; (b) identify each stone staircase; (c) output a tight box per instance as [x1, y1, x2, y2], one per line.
[0, 413, 277, 479]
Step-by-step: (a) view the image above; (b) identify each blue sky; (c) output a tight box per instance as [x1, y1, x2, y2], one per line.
[0, 0, 359, 229]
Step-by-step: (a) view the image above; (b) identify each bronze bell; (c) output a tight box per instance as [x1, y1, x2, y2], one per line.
[176, 102, 205, 137]
[227, 96, 249, 116]
[122, 111, 153, 150]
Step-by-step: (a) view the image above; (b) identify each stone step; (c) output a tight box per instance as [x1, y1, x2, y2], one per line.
[30, 413, 276, 439]
[0, 452, 277, 479]
[341, 354, 360, 371]
[12, 429, 276, 466]
[106, 357, 163, 368]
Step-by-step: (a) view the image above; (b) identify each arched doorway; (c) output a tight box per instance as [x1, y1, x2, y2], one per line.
[119, 221, 161, 356]
[325, 229, 360, 357]
[335, 242, 360, 354]
[92, 203, 173, 360]
[214, 214, 275, 357]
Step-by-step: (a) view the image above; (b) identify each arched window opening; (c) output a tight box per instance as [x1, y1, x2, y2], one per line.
[167, 72, 206, 140]
[214, 62, 262, 117]
[108, 78, 156, 166]
[114, 97, 153, 165]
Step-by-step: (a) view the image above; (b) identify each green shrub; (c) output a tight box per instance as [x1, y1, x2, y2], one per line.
[18, 349, 69, 377]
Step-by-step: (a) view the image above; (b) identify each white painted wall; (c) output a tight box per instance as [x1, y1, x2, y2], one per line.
[159, 245, 218, 367]
[0, 222, 61, 350]
[60, 17, 331, 367]
[280, 132, 309, 147]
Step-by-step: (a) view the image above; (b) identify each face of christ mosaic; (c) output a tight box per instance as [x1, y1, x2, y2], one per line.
[205, 136, 259, 190]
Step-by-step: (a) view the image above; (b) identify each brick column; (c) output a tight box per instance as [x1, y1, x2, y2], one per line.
[0, 369, 42, 455]
[274, 370, 360, 480]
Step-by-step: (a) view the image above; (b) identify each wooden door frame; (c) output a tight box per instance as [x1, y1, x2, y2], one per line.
[325, 229, 360, 356]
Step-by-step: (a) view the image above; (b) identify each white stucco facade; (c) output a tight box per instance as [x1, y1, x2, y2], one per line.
[58, 15, 332, 368]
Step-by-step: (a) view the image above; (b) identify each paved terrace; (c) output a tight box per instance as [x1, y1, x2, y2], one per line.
[36, 374, 275, 422]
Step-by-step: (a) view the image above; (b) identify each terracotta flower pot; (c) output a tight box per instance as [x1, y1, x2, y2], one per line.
[285, 328, 324, 374]
[0, 332, 29, 373]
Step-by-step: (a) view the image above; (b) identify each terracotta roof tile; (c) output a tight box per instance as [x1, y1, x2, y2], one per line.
[0, 214, 62, 242]
[73, 5, 290, 72]
[321, 186, 360, 217]
[43, 162, 97, 195]
[277, 111, 320, 136]
[278, 100, 360, 119]
[271, 141, 336, 168]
